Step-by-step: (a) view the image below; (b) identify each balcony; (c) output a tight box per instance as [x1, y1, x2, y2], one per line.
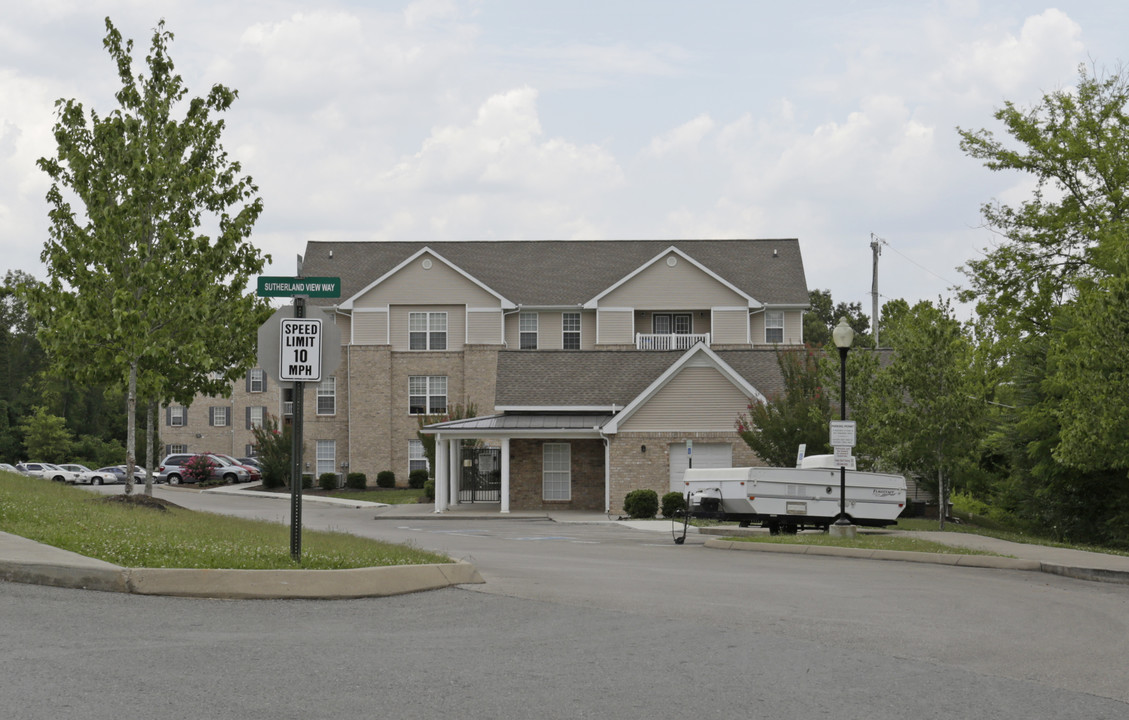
[283, 401, 294, 416]
[635, 333, 710, 351]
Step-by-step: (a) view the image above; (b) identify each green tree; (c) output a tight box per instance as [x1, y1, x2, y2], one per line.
[19, 406, 73, 462]
[416, 402, 479, 476]
[957, 64, 1129, 346]
[737, 346, 832, 466]
[803, 289, 872, 348]
[24, 18, 268, 495]
[860, 299, 982, 528]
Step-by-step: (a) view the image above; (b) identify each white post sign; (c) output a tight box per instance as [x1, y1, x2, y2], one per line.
[279, 318, 322, 381]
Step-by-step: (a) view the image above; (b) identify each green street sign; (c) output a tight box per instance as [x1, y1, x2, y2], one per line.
[257, 276, 341, 298]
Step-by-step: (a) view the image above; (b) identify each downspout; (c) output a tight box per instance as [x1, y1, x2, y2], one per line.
[338, 308, 352, 478]
[501, 304, 522, 348]
[598, 427, 611, 516]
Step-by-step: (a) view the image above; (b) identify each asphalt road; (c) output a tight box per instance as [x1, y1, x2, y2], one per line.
[2, 486, 1126, 719]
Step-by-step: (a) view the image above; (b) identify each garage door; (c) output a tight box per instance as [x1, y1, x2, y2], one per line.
[669, 442, 733, 491]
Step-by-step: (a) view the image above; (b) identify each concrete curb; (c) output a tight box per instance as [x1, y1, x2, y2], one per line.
[125, 560, 484, 599]
[0, 558, 129, 593]
[703, 538, 1044, 572]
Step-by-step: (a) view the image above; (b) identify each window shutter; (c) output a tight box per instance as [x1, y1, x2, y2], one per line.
[209, 407, 215, 426]
[246, 406, 252, 430]
[246, 372, 251, 393]
[262, 373, 268, 391]
[165, 406, 171, 426]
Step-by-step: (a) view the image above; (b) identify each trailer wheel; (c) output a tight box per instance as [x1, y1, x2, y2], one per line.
[782, 523, 798, 535]
[767, 520, 781, 536]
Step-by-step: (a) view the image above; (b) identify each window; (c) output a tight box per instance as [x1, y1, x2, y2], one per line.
[562, 312, 581, 350]
[248, 369, 266, 393]
[653, 313, 692, 334]
[165, 444, 188, 455]
[543, 443, 571, 501]
[209, 407, 229, 427]
[167, 406, 186, 427]
[409, 376, 447, 415]
[316, 440, 336, 478]
[317, 377, 336, 416]
[409, 440, 429, 474]
[765, 311, 784, 344]
[519, 312, 538, 350]
[245, 444, 257, 457]
[246, 406, 266, 429]
[409, 312, 447, 350]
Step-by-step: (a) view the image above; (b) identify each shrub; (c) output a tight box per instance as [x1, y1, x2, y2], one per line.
[623, 489, 659, 519]
[346, 472, 367, 490]
[424, 479, 435, 501]
[376, 470, 396, 488]
[662, 491, 687, 518]
[184, 455, 217, 485]
[251, 414, 291, 489]
[301, 473, 313, 489]
[318, 472, 338, 491]
[408, 469, 429, 489]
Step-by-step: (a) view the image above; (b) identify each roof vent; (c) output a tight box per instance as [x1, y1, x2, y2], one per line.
[329, 250, 334, 259]
[773, 248, 778, 258]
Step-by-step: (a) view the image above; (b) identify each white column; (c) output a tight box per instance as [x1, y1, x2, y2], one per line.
[448, 437, 460, 507]
[500, 437, 511, 513]
[434, 435, 448, 513]
[604, 437, 611, 514]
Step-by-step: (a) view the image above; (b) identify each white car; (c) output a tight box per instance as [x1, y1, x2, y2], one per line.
[58, 464, 96, 484]
[0, 463, 20, 475]
[16, 462, 81, 483]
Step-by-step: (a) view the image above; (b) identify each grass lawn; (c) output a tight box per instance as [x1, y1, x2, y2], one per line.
[893, 516, 1129, 557]
[327, 487, 428, 504]
[0, 472, 450, 570]
[721, 531, 997, 555]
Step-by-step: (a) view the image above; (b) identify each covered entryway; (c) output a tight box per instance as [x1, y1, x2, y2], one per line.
[669, 442, 732, 490]
[459, 447, 501, 503]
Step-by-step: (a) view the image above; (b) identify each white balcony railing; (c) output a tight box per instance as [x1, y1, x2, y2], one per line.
[635, 333, 710, 350]
[283, 401, 294, 416]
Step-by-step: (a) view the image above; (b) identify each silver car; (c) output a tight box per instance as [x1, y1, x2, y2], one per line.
[58, 464, 96, 484]
[16, 462, 80, 483]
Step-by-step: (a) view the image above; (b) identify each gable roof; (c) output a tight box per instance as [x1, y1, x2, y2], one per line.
[300, 239, 808, 309]
[494, 348, 785, 411]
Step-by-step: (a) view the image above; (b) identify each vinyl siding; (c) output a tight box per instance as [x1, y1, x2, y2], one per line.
[602, 252, 746, 309]
[750, 309, 804, 346]
[596, 309, 634, 345]
[618, 366, 750, 432]
[352, 251, 501, 309]
[352, 310, 387, 345]
[711, 309, 748, 344]
[467, 309, 503, 345]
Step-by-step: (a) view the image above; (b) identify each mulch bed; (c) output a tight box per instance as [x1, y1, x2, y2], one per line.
[94, 494, 182, 512]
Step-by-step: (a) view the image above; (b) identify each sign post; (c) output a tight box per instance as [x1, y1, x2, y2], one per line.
[257, 277, 341, 562]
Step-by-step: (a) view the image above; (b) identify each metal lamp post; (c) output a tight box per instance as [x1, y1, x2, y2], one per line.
[831, 318, 855, 530]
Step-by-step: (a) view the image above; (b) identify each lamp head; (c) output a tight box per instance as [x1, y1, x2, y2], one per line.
[832, 318, 855, 349]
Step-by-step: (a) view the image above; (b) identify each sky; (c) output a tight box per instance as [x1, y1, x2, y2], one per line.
[2, 1, 1126, 319]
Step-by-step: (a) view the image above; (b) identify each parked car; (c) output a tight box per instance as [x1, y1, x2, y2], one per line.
[16, 462, 81, 483]
[86, 466, 149, 485]
[237, 457, 262, 471]
[0, 463, 20, 474]
[209, 453, 260, 483]
[58, 464, 96, 484]
[158, 454, 249, 485]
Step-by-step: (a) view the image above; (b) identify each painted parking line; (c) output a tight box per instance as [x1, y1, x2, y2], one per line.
[507, 536, 576, 541]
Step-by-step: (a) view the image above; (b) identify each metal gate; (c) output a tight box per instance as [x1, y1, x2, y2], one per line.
[459, 447, 501, 503]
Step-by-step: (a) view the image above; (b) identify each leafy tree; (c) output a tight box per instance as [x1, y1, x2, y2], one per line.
[737, 346, 832, 466]
[803, 289, 872, 348]
[24, 18, 268, 495]
[859, 299, 983, 527]
[19, 406, 73, 462]
[416, 402, 479, 476]
[957, 64, 1129, 346]
[251, 413, 291, 488]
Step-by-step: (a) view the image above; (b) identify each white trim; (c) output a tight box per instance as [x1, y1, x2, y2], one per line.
[601, 344, 767, 434]
[583, 246, 761, 309]
[466, 307, 503, 312]
[339, 247, 515, 310]
[494, 405, 618, 413]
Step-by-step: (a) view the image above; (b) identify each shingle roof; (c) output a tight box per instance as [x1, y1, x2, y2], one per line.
[300, 239, 808, 308]
[495, 349, 786, 408]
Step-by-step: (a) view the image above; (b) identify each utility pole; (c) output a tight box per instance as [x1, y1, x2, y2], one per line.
[870, 234, 885, 347]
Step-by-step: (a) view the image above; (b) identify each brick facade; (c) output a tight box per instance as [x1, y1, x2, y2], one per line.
[508, 438, 605, 511]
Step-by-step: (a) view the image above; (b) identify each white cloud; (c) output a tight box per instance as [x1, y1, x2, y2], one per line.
[643, 114, 715, 158]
